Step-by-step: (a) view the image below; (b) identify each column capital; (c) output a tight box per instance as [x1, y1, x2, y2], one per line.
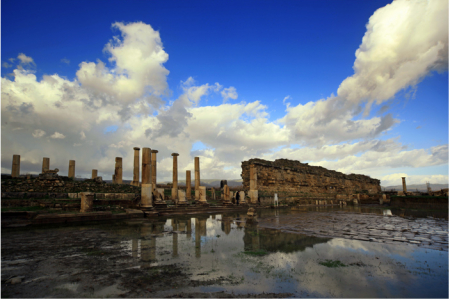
[151, 150, 159, 153]
[171, 153, 179, 156]
[133, 147, 140, 151]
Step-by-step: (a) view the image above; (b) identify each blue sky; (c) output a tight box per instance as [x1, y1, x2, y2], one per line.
[1, 0, 448, 186]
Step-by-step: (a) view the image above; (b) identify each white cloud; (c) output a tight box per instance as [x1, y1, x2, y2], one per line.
[381, 173, 449, 187]
[221, 86, 238, 103]
[17, 53, 35, 65]
[32, 129, 46, 138]
[61, 58, 70, 65]
[2, 62, 12, 68]
[50, 132, 66, 139]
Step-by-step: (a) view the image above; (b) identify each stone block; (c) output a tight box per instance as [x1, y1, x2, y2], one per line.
[80, 192, 94, 213]
[95, 193, 105, 200]
[68, 193, 79, 199]
[248, 190, 258, 204]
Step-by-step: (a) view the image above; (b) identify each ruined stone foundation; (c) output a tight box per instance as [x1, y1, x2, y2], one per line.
[241, 158, 381, 196]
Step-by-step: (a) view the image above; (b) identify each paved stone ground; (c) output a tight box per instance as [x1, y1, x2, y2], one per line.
[257, 211, 449, 251]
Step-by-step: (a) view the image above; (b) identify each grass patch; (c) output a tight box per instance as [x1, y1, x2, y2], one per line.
[319, 260, 347, 268]
[242, 249, 269, 256]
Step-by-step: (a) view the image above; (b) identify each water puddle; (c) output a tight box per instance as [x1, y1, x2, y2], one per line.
[2, 207, 448, 298]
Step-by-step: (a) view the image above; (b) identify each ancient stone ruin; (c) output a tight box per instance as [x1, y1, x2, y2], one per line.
[241, 158, 381, 197]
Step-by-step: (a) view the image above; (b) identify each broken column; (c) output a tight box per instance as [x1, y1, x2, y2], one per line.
[115, 157, 123, 184]
[199, 186, 207, 203]
[42, 157, 50, 173]
[186, 170, 191, 200]
[80, 192, 94, 212]
[142, 147, 151, 184]
[141, 183, 154, 210]
[195, 157, 200, 200]
[223, 185, 231, 204]
[68, 160, 75, 179]
[178, 189, 188, 205]
[239, 191, 246, 204]
[11, 155, 20, 178]
[171, 153, 179, 200]
[211, 187, 216, 200]
[249, 164, 258, 204]
[151, 150, 158, 189]
[132, 147, 140, 186]
[402, 177, 407, 193]
[92, 169, 98, 179]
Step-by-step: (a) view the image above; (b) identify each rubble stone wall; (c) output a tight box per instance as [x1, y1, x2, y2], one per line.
[241, 158, 381, 196]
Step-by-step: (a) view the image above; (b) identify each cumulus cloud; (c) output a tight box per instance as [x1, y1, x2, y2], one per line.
[2, 62, 12, 68]
[17, 53, 35, 65]
[1, 3, 447, 183]
[50, 132, 66, 139]
[280, 0, 448, 146]
[221, 86, 238, 103]
[32, 129, 46, 138]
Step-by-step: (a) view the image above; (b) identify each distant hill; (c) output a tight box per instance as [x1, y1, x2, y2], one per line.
[381, 183, 448, 192]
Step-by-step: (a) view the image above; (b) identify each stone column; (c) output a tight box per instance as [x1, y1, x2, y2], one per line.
[92, 169, 98, 179]
[239, 191, 246, 204]
[195, 157, 200, 200]
[171, 153, 179, 200]
[142, 148, 151, 184]
[211, 187, 216, 200]
[151, 150, 158, 189]
[178, 189, 188, 205]
[11, 155, 20, 178]
[186, 170, 191, 200]
[68, 160, 75, 179]
[115, 157, 122, 184]
[402, 177, 407, 193]
[249, 164, 258, 203]
[132, 147, 140, 186]
[199, 186, 207, 203]
[80, 192, 94, 212]
[141, 183, 154, 210]
[223, 185, 231, 203]
[42, 157, 50, 173]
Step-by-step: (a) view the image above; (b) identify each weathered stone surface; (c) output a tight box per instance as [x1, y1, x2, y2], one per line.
[241, 158, 381, 197]
[140, 183, 153, 209]
[68, 160, 75, 179]
[80, 192, 94, 212]
[132, 147, 140, 186]
[115, 157, 123, 184]
[11, 155, 20, 178]
[92, 169, 98, 179]
[151, 150, 158, 188]
[42, 157, 50, 173]
[195, 157, 200, 200]
[172, 153, 179, 200]
[142, 148, 151, 184]
[186, 170, 191, 200]
[199, 186, 207, 203]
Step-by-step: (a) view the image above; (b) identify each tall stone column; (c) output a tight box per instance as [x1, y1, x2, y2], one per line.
[132, 147, 140, 186]
[42, 157, 50, 173]
[402, 177, 407, 193]
[171, 153, 179, 200]
[151, 150, 158, 189]
[195, 157, 200, 200]
[11, 155, 20, 178]
[92, 169, 97, 179]
[186, 170, 191, 200]
[68, 160, 75, 179]
[249, 164, 258, 204]
[142, 147, 151, 184]
[115, 157, 123, 184]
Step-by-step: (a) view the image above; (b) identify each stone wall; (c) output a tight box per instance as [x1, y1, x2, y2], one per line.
[241, 158, 381, 196]
[1, 174, 141, 194]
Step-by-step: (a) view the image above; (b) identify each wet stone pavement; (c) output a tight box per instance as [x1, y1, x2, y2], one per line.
[258, 209, 449, 252]
[1, 208, 449, 298]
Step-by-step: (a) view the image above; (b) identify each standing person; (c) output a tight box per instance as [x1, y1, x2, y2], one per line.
[236, 190, 240, 205]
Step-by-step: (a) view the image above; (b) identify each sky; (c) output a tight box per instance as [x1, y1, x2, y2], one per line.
[1, 0, 448, 187]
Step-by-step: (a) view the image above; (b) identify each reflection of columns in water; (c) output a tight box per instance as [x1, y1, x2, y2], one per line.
[252, 229, 260, 251]
[195, 218, 201, 258]
[172, 219, 178, 231]
[173, 232, 178, 257]
[140, 223, 154, 268]
[221, 217, 231, 235]
[178, 220, 186, 232]
[186, 218, 192, 239]
[132, 238, 138, 258]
